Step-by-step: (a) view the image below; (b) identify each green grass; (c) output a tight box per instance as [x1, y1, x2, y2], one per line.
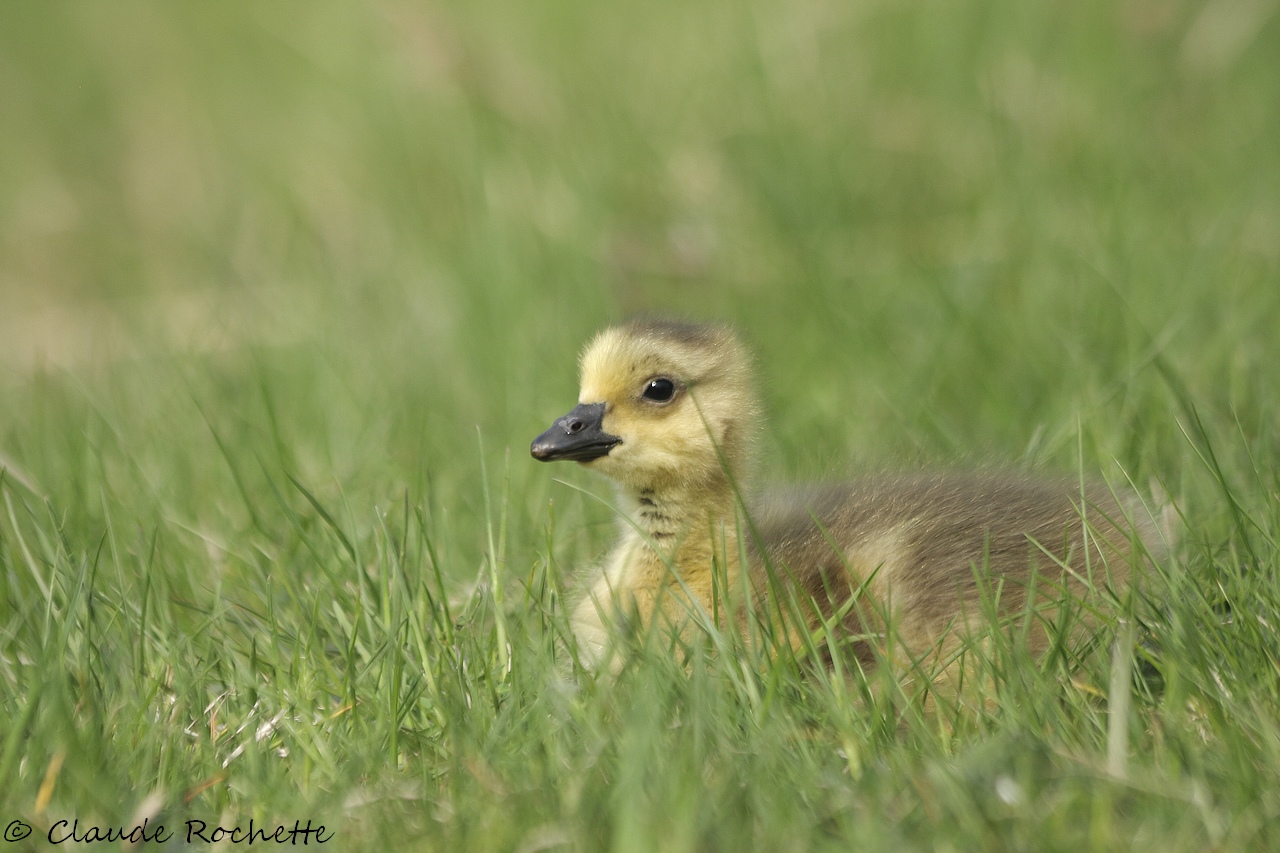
[1, 1, 1279, 849]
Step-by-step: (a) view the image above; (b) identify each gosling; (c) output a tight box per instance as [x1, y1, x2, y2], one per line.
[531, 319, 1165, 678]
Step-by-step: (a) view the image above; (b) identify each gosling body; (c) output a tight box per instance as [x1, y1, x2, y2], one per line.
[531, 319, 1164, 672]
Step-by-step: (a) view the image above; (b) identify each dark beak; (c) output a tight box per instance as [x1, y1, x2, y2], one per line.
[530, 402, 621, 463]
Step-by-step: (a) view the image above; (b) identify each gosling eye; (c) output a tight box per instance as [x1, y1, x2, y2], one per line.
[641, 377, 677, 403]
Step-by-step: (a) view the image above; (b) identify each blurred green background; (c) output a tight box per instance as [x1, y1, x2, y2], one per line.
[1, 1, 1279, 848]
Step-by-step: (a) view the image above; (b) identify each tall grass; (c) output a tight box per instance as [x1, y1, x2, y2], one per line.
[1, 1, 1278, 849]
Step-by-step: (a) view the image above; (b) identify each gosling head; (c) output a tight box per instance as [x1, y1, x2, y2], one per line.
[531, 319, 759, 496]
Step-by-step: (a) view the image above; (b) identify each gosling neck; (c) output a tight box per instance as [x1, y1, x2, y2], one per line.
[620, 473, 738, 549]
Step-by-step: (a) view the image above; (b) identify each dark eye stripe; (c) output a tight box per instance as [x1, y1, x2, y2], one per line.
[642, 378, 676, 402]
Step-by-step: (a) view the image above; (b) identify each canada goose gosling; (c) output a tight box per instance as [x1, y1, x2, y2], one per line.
[531, 319, 1165, 675]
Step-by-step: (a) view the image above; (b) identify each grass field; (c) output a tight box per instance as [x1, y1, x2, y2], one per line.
[1, 1, 1278, 850]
